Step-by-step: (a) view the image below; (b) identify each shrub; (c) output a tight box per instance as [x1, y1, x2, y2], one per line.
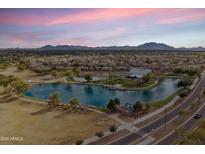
[177, 80, 192, 88]
[95, 131, 104, 139]
[109, 125, 117, 133]
[69, 98, 80, 106]
[84, 72, 93, 82]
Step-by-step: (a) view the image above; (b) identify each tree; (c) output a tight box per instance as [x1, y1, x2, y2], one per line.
[174, 68, 199, 77]
[106, 98, 121, 112]
[84, 72, 93, 82]
[109, 125, 117, 134]
[75, 139, 84, 145]
[107, 99, 116, 112]
[132, 101, 142, 118]
[95, 131, 104, 139]
[113, 98, 120, 105]
[177, 80, 192, 88]
[142, 72, 154, 82]
[69, 98, 80, 106]
[48, 91, 60, 106]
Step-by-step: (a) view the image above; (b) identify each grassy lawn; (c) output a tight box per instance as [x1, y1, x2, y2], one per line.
[96, 76, 157, 89]
[163, 73, 197, 80]
[0, 87, 119, 145]
[150, 89, 184, 109]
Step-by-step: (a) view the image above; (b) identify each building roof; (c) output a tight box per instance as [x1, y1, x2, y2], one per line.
[129, 68, 151, 77]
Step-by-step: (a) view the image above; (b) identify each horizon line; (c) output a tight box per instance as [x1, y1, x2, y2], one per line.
[0, 42, 205, 49]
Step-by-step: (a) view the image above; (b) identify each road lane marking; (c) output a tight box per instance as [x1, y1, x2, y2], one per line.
[139, 76, 205, 132]
[154, 101, 205, 145]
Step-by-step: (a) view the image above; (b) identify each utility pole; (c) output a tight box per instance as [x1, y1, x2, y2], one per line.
[164, 107, 167, 129]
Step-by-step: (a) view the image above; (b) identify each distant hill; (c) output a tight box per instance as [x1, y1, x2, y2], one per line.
[40, 42, 205, 51]
[136, 42, 174, 50]
[41, 45, 90, 50]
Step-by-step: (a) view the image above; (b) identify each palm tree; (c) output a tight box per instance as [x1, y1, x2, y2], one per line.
[95, 131, 104, 139]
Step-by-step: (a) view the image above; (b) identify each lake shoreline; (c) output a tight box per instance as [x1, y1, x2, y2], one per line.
[24, 78, 181, 108]
[29, 77, 163, 91]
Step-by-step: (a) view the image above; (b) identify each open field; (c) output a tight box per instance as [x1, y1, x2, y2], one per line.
[0, 66, 66, 83]
[0, 87, 119, 145]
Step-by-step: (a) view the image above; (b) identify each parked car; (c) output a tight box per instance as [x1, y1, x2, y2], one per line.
[194, 113, 202, 119]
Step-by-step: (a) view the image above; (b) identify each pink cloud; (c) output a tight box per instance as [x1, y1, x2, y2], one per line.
[1, 9, 204, 27]
[7, 32, 40, 44]
[47, 8, 159, 25]
[0, 14, 51, 26]
[0, 9, 159, 26]
[158, 9, 205, 25]
[5, 31, 90, 47]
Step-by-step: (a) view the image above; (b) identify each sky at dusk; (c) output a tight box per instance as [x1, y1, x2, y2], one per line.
[0, 8, 205, 48]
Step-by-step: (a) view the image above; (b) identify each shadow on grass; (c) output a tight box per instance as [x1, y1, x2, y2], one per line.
[0, 94, 12, 100]
[30, 107, 54, 116]
[0, 96, 18, 104]
[53, 109, 89, 118]
[0, 91, 9, 95]
[53, 110, 73, 118]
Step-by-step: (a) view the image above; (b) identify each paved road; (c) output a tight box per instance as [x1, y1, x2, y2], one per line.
[141, 76, 205, 133]
[110, 133, 142, 145]
[109, 75, 205, 145]
[156, 101, 205, 145]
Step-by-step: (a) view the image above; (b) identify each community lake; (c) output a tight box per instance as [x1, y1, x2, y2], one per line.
[24, 78, 181, 108]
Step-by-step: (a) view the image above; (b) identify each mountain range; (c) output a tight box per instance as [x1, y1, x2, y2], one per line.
[40, 42, 205, 51]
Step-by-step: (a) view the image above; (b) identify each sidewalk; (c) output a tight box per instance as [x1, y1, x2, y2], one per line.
[132, 96, 180, 126]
